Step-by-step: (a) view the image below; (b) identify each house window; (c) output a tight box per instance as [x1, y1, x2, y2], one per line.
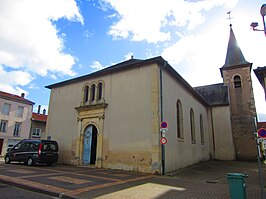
[2, 103, 11, 115]
[13, 122, 21, 137]
[90, 84, 96, 101]
[0, 120, 8, 132]
[97, 82, 103, 100]
[200, 115, 204, 144]
[32, 128, 41, 138]
[176, 100, 183, 139]
[84, 85, 89, 102]
[234, 75, 242, 88]
[190, 109, 196, 144]
[16, 106, 24, 117]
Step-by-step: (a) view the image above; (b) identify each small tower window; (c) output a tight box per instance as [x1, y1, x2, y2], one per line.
[97, 82, 103, 100]
[90, 84, 96, 101]
[84, 85, 89, 102]
[234, 75, 242, 88]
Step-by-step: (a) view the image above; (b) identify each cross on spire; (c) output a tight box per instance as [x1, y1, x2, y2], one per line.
[227, 11, 233, 26]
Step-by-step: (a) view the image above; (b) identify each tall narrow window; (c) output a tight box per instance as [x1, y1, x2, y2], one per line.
[200, 115, 204, 144]
[90, 84, 96, 101]
[13, 122, 21, 137]
[84, 85, 89, 102]
[0, 120, 8, 132]
[234, 75, 242, 88]
[176, 100, 183, 139]
[16, 106, 24, 117]
[2, 103, 11, 115]
[190, 109, 196, 144]
[32, 128, 41, 138]
[97, 82, 103, 100]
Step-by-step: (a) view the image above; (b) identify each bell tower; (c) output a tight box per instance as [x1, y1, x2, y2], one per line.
[220, 24, 257, 160]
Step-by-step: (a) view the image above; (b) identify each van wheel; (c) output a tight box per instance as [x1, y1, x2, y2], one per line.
[5, 156, 11, 164]
[27, 157, 34, 166]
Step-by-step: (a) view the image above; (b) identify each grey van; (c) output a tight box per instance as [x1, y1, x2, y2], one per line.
[4, 139, 59, 166]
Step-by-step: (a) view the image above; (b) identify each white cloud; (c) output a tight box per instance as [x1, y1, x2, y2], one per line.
[0, 0, 83, 78]
[103, 0, 238, 43]
[0, 64, 33, 95]
[90, 61, 106, 71]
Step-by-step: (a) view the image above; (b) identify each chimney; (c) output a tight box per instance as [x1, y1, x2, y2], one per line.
[37, 105, 41, 114]
[131, 55, 134, 59]
[43, 109, 46, 115]
[21, 93, 25, 98]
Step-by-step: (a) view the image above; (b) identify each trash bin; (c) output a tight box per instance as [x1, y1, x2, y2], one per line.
[227, 173, 248, 199]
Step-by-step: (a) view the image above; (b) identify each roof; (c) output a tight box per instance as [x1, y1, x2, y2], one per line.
[46, 56, 209, 106]
[32, 112, 47, 122]
[254, 66, 266, 86]
[46, 58, 143, 89]
[0, 91, 35, 105]
[194, 83, 229, 106]
[220, 25, 251, 76]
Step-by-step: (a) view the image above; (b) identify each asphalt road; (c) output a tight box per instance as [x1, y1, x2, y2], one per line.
[0, 182, 58, 199]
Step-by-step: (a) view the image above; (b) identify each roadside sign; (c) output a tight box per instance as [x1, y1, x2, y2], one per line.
[258, 128, 266, 138]
[160, 137, 168, 145]
[160, 121, 168, 128]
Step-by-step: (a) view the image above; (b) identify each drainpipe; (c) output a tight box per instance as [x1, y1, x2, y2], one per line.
[160, 61, 167, 175]
[210, 106, 215, 159]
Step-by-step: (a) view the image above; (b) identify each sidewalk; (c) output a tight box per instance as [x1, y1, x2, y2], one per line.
[0, 158, 265, 199]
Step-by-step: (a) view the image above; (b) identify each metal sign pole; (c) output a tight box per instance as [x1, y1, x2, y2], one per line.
[254, 117, 265, 199]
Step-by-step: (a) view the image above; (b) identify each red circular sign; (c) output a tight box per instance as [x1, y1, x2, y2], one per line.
[160, 137, 168, 145]
[161, 121, 168, 128]
[258, 128, 266, 138]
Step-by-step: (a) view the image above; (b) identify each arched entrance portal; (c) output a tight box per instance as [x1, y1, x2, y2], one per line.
[83, 124, 98, 165]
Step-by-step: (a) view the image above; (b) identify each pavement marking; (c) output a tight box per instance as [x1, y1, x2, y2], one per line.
[49, 176, 90, 184]
[18, 173, 65, 179]
[0, 174, 69, 194]
[65, 175, 154, 196]
[94, 182, 186, 199]
[7, 169, 36, 174]
[96, 172, 129, 177]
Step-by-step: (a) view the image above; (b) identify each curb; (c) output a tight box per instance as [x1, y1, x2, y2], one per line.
[0, 178, 78, 199]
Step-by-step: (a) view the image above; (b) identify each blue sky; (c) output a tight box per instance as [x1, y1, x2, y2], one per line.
[0, 0, 266, 120]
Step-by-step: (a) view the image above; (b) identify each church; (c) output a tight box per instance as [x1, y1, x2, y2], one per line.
[46, 25, 257, 174]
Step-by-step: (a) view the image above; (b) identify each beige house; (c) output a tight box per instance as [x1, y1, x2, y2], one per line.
[254, 66, 266, 100]
[30, 105, 48, 140]
[0, 91, 35, 155]
[46, 25, 257, 174]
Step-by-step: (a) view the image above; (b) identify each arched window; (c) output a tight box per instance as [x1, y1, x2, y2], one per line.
[234, 75, 242, 88]
[84, 85, 89, 103]
[176, 100, 183, 139]
[97, 82, 103, 100]
[90, 84, 96, 101]
[190, 109, 196, 144]
[200, 114, 204, 144]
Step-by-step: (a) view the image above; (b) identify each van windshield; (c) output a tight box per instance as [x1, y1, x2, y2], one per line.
[42, 143, 58, 151]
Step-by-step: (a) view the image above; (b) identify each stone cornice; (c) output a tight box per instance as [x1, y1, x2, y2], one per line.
[75, 103, 108, 112]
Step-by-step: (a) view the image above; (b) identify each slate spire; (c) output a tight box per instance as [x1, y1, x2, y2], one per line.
[220, 25, 251, 77]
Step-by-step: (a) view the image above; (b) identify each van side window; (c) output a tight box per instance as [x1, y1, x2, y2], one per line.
[29, 143, 38, 151]
[20, 142, 30, 150]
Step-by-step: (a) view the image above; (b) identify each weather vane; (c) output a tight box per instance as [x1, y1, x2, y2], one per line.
[227, 11, 233, 26]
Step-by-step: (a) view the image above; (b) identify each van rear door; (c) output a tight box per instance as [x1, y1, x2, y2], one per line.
[40, 142, 58, 162]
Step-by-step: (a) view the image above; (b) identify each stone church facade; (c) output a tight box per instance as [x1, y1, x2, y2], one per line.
[46, 26, 257, 174]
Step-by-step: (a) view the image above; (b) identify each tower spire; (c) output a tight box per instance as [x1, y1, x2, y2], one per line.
[220, 25, 251, 77]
